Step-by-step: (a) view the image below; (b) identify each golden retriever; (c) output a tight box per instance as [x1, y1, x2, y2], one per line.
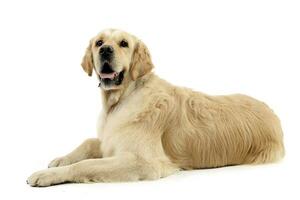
[27, 29, 285, 187]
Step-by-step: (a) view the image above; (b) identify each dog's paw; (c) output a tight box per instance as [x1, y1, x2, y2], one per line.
[48, 156, 71, 168]
[27, 168, 68, 187]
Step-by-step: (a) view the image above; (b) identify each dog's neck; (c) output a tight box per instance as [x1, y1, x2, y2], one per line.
[101, 73, 153, 114]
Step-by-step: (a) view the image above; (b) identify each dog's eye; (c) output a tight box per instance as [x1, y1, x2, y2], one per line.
[95, 40, 103, 47]
[120, 40, 128, 48]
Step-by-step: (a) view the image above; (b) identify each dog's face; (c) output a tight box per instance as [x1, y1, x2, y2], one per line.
[81, 29, 154, 90]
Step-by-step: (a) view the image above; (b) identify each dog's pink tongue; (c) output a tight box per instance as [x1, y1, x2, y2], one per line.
[99, 72, 117, 79]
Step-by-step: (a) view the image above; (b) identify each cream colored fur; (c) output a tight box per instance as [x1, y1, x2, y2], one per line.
[27, 29, 284, 187]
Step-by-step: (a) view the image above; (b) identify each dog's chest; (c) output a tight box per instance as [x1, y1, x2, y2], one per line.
[97, 94, 144, 157]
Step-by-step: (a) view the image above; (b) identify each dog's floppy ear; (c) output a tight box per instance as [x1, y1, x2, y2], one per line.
[130, 40, 154, 80]
[81, 41, 93, 76]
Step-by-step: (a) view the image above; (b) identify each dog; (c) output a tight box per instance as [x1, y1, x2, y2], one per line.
[27, 29, 285, 187]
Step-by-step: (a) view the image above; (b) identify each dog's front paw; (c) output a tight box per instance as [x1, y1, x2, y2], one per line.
[27, 167, 69, 187]
[48, 156, 71, 168]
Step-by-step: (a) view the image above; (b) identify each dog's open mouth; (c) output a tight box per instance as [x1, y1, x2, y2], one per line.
[99, 71, 119, 79]
[98, 63, 124, 87]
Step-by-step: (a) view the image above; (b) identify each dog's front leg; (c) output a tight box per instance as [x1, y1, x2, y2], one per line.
[48, 138, 101, 168]
[27, 153, 175, 187]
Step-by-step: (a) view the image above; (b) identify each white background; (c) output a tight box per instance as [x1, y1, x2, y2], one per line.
[0, 0, 299, 199]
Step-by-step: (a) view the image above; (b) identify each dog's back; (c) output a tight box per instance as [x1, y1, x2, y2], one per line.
[148, 76, 286, 169]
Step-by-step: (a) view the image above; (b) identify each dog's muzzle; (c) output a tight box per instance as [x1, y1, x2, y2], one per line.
[98, 62, 124, 87]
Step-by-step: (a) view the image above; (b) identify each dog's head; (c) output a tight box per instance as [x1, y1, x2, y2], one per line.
[81, 29, 154, 90]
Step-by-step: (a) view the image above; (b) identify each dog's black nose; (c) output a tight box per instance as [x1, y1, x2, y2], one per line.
[100, 45, 114, 61]
[99, 45, 114, 55]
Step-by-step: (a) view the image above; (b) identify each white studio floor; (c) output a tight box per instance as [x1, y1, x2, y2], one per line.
[12, 157, 297, 200]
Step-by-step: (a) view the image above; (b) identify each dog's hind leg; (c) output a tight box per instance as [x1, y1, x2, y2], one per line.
[244, 142, 285, 164]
